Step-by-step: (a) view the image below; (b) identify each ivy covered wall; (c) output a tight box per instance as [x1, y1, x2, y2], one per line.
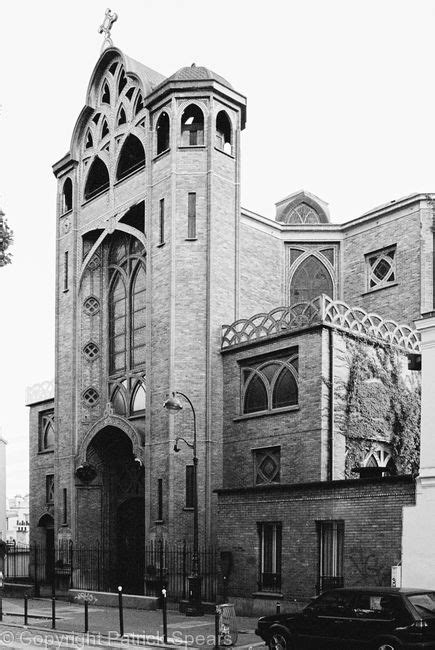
[333, 333, 421, 478]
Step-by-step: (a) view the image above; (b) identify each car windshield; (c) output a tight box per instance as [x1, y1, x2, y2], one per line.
[408, 593, 435, 618]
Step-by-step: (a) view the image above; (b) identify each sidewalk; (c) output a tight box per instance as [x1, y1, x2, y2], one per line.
[0, 597, 265, 649]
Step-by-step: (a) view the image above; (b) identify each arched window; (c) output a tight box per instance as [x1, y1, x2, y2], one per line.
[290, 255, 333, 304]
[101, 118, 109, 139]
[216, 110, 232, 154]
[117, 106, 126, 126]
[135, 93, 144, 115]
[102, 81, 110, 104]
[84, 157, 110, 200]
[111, 385, 127, 416]
[116, 135, 145, 181]
[108, 233, 146, 377]
[131, 382, 146, 413]
[109, 272, 127, 374]
[156, 112, 170, 155]
[62, 178, 73, 213]
[181, 104, 204, 146]
[85, 130, 93, 149]
[39, 410, 55, 451]
[242, 356, 298, 415]
[118, 68, 127, 95]
[364, 445, 396, 474]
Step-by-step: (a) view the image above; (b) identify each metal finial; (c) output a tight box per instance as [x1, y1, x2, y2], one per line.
[98, 8, 118, 52]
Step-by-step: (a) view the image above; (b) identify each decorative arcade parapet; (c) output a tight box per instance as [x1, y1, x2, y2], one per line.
[221, 295, 421, 353]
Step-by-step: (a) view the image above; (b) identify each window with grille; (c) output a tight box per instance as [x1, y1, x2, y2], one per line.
[83, 387, 100, 406]
[46, 475, 55, 504]
[254, 447, 280, 485]
[83, 296, 100, 316]
[39, 410, 55, 452]
[366, 246, 396, 291]
[258, 522, 282, 592]
[241, 352, 298, 415]
[317, 520, 344, 594]
[83, 341, 100, 361]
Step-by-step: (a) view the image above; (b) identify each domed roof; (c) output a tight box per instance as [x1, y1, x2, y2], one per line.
[166, 64, 233, 89]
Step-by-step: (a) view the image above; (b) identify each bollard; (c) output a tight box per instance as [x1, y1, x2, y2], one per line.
[24, 595, 28, 626]
[214, 605, 220, 650]
[84, 600, 89, 633]
[276, 602, 281, 615]
[118, 586, 124, 637]
[0, 570, 4, 622]
[51, 596, 56, 629]
[162, 588, 167, 644]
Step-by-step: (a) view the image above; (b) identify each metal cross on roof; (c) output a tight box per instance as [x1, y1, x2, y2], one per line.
[98, 8, 118, 51]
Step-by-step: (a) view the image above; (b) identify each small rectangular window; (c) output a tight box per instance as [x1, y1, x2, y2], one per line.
[185, 465, 194, 508]
[159, 199, 165, 245]
[63, 488, 67, 525]
[258, 522, 282, 592]
[63, 251, 69, 291]
[254, 447, 280, 485]
[187, 193, 196, 239]
[46, 475, 54, 504]
[158, 478, 163, 520]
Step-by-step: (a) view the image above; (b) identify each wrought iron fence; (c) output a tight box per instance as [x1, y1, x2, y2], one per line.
[3, 541, 218, 602]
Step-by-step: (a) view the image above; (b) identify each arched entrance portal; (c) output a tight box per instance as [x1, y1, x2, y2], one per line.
[78, 426, 145, 594]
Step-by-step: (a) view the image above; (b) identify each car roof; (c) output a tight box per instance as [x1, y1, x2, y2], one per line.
[329, 587, 434, 596]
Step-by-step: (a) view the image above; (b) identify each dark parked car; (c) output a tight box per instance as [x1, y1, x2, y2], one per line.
[255, 587, 435, 649]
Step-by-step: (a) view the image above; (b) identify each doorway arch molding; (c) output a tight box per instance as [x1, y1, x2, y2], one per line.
[76, 412, 143, 466]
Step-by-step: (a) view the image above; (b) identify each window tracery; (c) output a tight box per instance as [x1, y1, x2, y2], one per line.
[366, 246, 396, 291]
[254, 447, 280, 485]
[286, 203, 319, 224]
[241, 354, 298, 415]
[364, 444, 395, 473]
[39, 410, 55, 452]
[290, 255, 333, 304]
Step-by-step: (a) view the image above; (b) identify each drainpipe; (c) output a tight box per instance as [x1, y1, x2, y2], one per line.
[328, 327, 334, 481]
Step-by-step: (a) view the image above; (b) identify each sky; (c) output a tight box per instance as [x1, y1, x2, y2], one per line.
[0, 0, 434, 497]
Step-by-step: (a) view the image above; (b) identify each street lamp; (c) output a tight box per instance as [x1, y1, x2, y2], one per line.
[163, 391, 202, 616]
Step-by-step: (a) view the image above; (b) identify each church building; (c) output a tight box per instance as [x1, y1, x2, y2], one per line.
[28, 30, 429, 612]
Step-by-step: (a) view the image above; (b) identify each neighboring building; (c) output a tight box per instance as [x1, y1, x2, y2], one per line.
[0, 208, 13, 267]
[0, 435, 6, 539]
[6, 495, 29, 545]
[28, 36, 428, 609]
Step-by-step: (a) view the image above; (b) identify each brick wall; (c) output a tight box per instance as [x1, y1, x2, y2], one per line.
[216, 476, 415, 614]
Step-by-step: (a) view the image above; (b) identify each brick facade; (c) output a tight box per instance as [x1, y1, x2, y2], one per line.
[27, 44, 426, 606]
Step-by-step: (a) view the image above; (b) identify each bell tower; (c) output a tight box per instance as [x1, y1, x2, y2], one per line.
[145, 64, 247, 543]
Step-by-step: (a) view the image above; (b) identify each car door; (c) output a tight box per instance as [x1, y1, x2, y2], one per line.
[346, 593, 405, 648]
[295, 590, 354, 649]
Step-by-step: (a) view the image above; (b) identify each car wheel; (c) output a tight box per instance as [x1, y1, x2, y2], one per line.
[268, 629, 292, 650]
[373, 641, 401, 650]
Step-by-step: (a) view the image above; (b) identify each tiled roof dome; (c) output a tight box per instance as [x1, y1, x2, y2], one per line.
[166, 64, 233, 89]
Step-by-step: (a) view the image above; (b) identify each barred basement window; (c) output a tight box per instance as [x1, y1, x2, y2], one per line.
[46, 475, 54, 504]
[254, 447, 280, 485]
[39, 410, 55, 452]
[83, 341, 100, 361]
[83, 387, 100, 406]
[83, 296, 100, 316]
[242, 353, 298, 415]
[366, 246, 396, 290]
[258, 522, 282, 592]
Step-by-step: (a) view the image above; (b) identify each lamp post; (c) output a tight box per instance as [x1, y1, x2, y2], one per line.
[163, 391, 202, 616]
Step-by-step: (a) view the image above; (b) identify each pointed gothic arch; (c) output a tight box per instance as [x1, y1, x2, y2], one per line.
[290, 255, 333, 304]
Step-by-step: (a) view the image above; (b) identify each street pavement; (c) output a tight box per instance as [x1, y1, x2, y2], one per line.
[0, 597, 265, 649]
